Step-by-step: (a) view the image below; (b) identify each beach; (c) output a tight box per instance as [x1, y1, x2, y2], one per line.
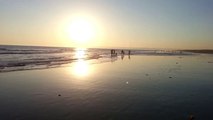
[1, 0, 213, 119]
[0, 54, 213, 120]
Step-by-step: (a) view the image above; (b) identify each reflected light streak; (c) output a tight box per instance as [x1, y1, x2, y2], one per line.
[71, 49, 91, 77]
[73, 59, 90, 77]
[74, 48, 87, 59]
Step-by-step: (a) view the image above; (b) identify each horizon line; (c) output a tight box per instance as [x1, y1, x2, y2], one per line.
[0, 44, 212, 50]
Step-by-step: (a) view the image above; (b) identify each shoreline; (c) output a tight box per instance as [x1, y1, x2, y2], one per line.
[0, 53, 212, 73]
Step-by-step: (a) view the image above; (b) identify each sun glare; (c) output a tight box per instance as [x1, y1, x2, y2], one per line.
[70, 49, 91, 77]
[67, 18, 96, 43]
[59, 14, 104, 47]
[73, 59, 90, 77]
[74, 48, 87, 59]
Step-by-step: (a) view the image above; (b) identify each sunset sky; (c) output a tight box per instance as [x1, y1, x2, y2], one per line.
[0, 0, 213, 49]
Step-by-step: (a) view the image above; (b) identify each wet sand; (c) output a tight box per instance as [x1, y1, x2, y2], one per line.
[0, 55, 213, 120]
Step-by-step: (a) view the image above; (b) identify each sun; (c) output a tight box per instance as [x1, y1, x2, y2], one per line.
[60, 14, 103, 47]
[67, 18, 96, 43]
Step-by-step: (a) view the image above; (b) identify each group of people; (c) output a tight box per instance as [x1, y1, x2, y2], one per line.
[110, 49, 131, 57]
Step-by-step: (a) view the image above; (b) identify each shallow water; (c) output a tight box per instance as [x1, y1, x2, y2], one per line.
[0, 45, 191, 72]
[0, 55, 213, 120]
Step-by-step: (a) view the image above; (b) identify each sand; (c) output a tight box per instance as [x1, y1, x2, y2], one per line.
[0, 55, 213, 120]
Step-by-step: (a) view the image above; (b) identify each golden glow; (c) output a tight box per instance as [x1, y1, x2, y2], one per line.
[72, 59, 90, 77]
[74, 48, 87, 59]
[58, 14, 104, 48]
[70, 49, 91, 77]
[67, 18, 96, 43]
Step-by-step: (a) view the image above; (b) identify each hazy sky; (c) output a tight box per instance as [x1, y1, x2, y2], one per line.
[0, 0, 213, 49]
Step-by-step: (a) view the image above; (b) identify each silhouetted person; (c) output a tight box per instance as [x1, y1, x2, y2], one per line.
[111, 49, 117, 57]
[128, 50, 131, 55]
[111, 49, 115, 54]
[111, 49, 113, 55]
[121, 50, 125, 54]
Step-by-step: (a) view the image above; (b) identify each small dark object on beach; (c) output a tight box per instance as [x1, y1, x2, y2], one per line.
[176, 62, 178, 64]
[208, 61, 213, 63]
[169, 77, 172, 78]
[145, 74, 149, 76]
[189, 115, 195, 120]
[58, 94, 61, 96]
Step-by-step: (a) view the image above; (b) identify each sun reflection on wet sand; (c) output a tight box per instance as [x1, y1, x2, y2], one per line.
[70, 49, 92, 77]
[72, 59, 90, 77]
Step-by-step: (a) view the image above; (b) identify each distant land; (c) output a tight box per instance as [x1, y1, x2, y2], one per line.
[182, 50, 213, 54]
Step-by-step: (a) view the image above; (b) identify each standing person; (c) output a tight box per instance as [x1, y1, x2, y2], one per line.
[111, 49, 117, 57]
[128, 50, 131, 55]
[121, 50, 125, 54]
[111, 49, 115, 55]
[128, 50, 131, 59]
[111, 49, 113, 55]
